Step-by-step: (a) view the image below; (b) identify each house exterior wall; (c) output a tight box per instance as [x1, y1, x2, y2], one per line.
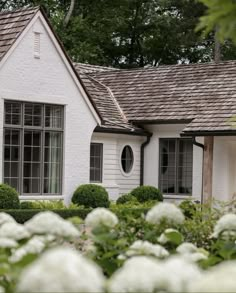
[0, 17, 98, 203]
[143, 124, 203, 202]
[212, 137, 236, 201]
[91, 132, 144, 200]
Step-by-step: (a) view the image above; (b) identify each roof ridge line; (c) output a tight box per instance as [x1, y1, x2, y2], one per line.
[87, 74, 129, 123]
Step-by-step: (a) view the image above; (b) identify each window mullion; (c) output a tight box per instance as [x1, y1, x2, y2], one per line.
[41, 106, 45, 195]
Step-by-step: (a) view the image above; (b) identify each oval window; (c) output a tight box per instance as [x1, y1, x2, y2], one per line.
[121, 145, 134, 174]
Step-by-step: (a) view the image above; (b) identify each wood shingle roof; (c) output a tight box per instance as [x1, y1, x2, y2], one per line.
[0, 7, 39, 61]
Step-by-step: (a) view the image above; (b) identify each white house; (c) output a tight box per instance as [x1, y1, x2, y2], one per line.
[0, 7, 236, 204]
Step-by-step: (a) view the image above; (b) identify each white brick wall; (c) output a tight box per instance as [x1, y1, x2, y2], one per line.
[0, 16, 97, 203]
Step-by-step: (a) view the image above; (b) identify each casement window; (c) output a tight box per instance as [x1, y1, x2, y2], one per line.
[121, 145, 134, 174]
[90, 143, 103, 183]
[3, 101, 63, 195]
[159, 138, 193, 194]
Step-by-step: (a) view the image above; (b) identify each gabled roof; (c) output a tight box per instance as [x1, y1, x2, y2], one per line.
[0, 6, 39, 61]
[90, 61, 236, 135]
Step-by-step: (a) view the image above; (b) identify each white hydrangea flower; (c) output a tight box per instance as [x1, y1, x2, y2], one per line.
[0, 212, 16, 226]
[212, 214, 236, 238]
[85, 208, 118, 229]
[163, 256, 203, 292]
[158, 228, 179, 244]
[10, 235, 55, 263]
[125, 240, 169, 258]
[0, 238, 18, 248]
[176, 242, 208, 262]
[190, 260, 236, 292]
[146, 203, 185, 226]
[0, 286, 4, 293]
[0, 222, 30, 240]
[108, 255, 202, 293]
[17, 247, 105, 293]
[25, 212, 80, 238]
[108, 256, 164, 293]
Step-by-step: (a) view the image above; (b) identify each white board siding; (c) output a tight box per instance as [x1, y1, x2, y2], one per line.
[0, 16, 97, 203]
[91, 132, 144, 199]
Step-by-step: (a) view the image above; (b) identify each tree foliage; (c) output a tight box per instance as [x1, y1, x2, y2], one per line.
[198, 0, 236, 45]
[0, 0, 236, 67]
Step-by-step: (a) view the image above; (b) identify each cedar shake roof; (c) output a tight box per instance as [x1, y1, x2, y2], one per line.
[75, 64, 146, 134]
[90, 61, 236, 135]
[0, 6, 39, 61]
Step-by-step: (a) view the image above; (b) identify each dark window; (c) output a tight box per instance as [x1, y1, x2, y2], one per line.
[159, 138, 193, 194]
[90, 143, 103, 183]
[4, 101, 63, 195]
[121, 145, 134, 173]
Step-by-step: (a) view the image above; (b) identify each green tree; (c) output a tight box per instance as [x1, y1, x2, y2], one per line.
[198, 0, 236, 45]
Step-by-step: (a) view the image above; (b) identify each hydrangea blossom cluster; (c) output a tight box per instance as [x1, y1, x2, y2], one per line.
[25, 212, 80, 239]
[108, 255, 202, 293]
[0, 222, 30, 240]
[17, 247, 105, 293]
[125, 240, 169, 259]
[10, 235, 55, 263]
[176, 242, 208, 262]
[0, 238, 18, 249]
[146, 203, 185, 226]
[0, 212, 16, 226]
[190, 260, 236, 292]
[85, 208, 118, 229]
[211, 213, 236, 239]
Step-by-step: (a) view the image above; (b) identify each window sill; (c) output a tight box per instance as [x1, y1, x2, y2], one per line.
[163, 194, 192, 200]
[19, 195, 64, 201]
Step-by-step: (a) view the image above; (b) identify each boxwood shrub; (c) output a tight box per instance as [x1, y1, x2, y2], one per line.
[72, 184, 110, 208]
[131, 185, 163, 203]
[116, 193, 137, 205]
[0, 184, 20, 209]
[4, 209, 92, 224]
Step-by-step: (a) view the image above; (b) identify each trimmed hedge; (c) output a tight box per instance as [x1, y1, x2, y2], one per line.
[3, 209, 92, 224]
[116, 193, 137, 204]
[3, 207, 149, 223]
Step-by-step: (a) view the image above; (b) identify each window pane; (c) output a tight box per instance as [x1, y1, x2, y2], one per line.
[43, 132, 62, 194]
[159, 138, 193, 195]
[4, 102, 21, 125]
[3, 129, 20, 191]
[90, 143, 103, 182]
[45, 105, 63, 129]
[24, 104, 42, 126]
[121, 145, 134, 173]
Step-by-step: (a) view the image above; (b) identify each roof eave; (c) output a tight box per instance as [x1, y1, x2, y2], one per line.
[181, 130, 236, 137]
[94, 126, 151, 136]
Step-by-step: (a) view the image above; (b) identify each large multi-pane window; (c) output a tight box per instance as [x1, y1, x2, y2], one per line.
[4, 101, 63, 195]
[159, 138, 193, 194]
[90, 143, 103, 183]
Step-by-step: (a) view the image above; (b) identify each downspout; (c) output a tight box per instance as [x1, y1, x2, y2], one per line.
[140, 133, 153, 186]
[192, 137, 204, 204]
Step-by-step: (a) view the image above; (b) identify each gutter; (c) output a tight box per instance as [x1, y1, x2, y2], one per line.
[192, 137, 204, 205]
[140, 133, 153, 186]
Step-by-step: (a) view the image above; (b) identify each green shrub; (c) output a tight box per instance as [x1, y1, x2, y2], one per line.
[0, 184, 20, 209]
[116, 193, 138, 204]
[72, 184, 110, 208]
[179, 200, 197, 219]
[20, 201, 35, 209]
[131, 185, 163, 203]
[4, 209, 91, 223]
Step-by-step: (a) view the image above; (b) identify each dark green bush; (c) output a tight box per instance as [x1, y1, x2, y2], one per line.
[179, 200, 197, 219]
[0, 184, 20, 209]
[4, 209, 92, 224]
[131, 185, 163, 203]
[72, 184, 110, 208]
[20, 201, 35, 209]
[116, 193, 137, 204]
